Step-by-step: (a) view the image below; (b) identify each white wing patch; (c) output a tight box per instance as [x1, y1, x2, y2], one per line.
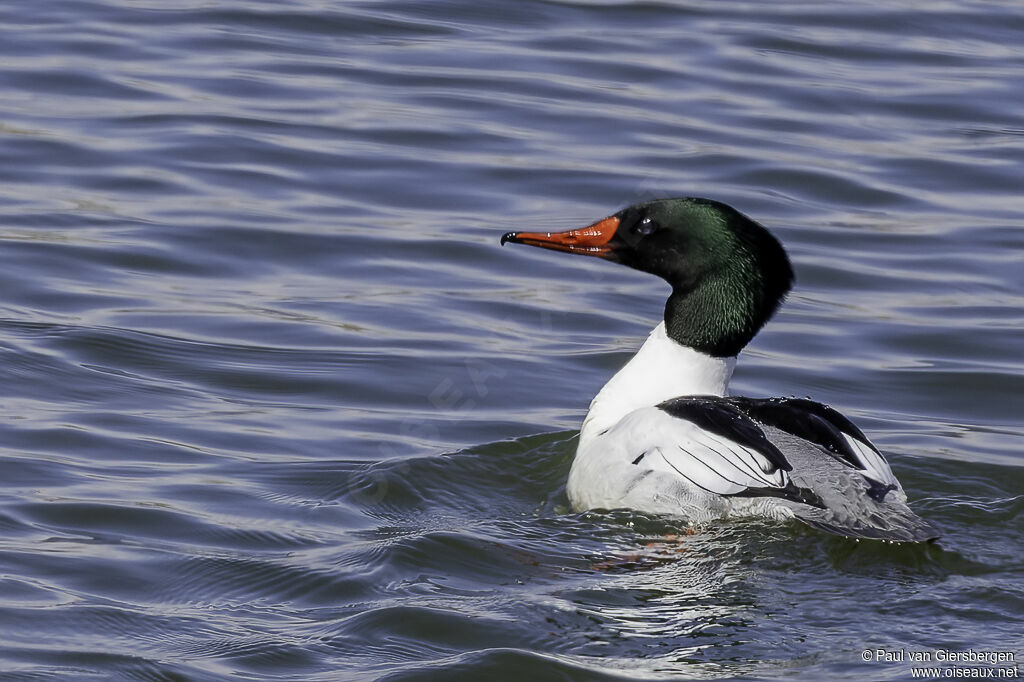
[626, 411, 789, 496]
[842, 433, 899, 487]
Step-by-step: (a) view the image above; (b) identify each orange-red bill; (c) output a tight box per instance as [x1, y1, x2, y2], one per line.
[500, 216, 620, 257]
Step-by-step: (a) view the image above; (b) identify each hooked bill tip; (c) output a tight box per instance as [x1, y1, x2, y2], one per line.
[500, 231, 518, 246]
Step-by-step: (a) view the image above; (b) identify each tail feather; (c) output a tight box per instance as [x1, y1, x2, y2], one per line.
[759, 426, 939, 543]
[793, 501, 939, 543]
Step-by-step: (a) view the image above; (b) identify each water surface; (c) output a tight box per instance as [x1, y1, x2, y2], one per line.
[1, 1, 1022, 680]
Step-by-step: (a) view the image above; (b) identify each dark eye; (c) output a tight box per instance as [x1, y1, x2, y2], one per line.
[634, 216, 657, 235]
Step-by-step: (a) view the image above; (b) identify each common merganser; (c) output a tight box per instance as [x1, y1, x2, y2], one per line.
[502, 198, 937, 542]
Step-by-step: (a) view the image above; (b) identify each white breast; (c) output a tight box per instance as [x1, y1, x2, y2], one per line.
[569, 323, 739, 515]
[579, 322, 736, 447]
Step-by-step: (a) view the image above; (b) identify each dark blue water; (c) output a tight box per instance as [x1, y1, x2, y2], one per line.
[1, 1, 1022, 680]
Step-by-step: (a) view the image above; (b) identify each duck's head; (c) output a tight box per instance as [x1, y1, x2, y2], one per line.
[501, 198, 794, 357]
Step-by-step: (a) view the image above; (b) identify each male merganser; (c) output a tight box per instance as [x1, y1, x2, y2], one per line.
[502, 198, 937, 542]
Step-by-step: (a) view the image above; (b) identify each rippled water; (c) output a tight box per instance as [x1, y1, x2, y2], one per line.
[1, 1, 1022, 679]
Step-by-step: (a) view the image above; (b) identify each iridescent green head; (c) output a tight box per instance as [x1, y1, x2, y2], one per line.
[501, 198, 794, 356]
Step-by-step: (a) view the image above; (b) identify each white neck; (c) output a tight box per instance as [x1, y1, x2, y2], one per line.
[579, 322, 735, 444]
